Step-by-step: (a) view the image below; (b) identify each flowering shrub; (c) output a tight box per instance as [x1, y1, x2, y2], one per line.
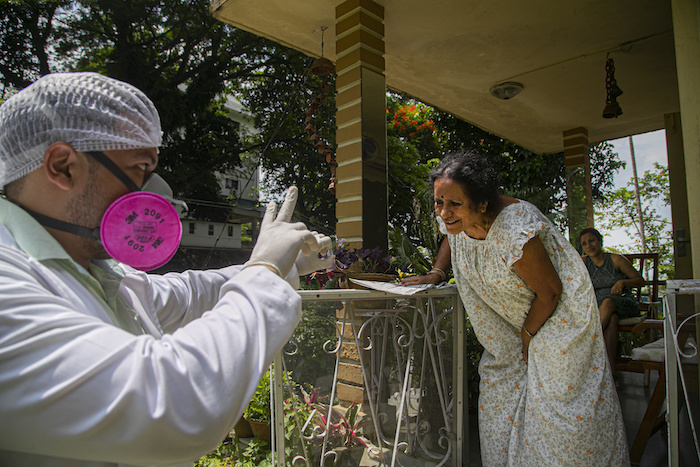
[388, 103, 436, 137]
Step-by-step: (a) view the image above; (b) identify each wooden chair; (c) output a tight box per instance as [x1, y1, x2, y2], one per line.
[616, 253, 662, 375]
[619, 252, 661, 326]
[621, 319, 697, 465]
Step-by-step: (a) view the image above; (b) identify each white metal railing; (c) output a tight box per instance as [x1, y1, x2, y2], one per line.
[663, 279, 700, 467]
[266, 286, 466, 467]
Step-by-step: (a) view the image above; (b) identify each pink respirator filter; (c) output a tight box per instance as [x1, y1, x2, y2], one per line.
[100, 192, 182, 271]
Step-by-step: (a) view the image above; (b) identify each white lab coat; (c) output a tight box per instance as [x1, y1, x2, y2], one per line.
[0, 222, 301, 466]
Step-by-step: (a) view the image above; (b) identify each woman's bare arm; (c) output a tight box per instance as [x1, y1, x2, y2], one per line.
[513, 236, 563, 362]
[401, 237, 451, 285]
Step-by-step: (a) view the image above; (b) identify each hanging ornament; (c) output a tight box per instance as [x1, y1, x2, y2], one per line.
[305, 27, 337, 195]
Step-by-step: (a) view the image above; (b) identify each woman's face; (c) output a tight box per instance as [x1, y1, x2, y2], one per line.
[434, 177, 483, 235]
[580, 232, 602, 256]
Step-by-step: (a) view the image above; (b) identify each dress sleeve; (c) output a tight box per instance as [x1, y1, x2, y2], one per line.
[503, 202, 550, 269]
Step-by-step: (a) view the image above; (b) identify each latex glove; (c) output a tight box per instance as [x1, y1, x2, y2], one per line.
[247, 187, 319, 278]
[294, 232, 335, 276]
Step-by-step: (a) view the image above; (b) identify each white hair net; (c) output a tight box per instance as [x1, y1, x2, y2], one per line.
[0, 72, 163, 187]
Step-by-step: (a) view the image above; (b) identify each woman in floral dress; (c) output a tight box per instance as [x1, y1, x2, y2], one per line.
[403, 151, 629, 466]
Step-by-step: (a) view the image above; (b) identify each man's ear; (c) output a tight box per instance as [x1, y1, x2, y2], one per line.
[43, 142, 81, 191]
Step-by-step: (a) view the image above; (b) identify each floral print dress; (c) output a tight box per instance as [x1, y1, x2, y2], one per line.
[443, 200, 629, 466]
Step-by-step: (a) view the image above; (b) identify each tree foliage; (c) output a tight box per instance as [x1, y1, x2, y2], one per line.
[384, 92, 624, 262]
[1, 0, 279, 220]
[235, 51, 338, 233]
[0, 0, 68, 94]
[595, 163, 673, 278]
[1, 0, 625, 251]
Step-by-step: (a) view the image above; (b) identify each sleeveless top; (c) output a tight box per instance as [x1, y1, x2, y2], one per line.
[584, 253, 639, 316]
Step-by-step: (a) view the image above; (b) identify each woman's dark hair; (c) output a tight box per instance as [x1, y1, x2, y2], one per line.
[429, 150, 501, 214]
[578, 227, 603, 243]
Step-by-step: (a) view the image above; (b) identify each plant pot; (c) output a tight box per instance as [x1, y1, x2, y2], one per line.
[333, 445, 366, 466]
[233, 416, 253, 438]
[246, 418, 271, 444]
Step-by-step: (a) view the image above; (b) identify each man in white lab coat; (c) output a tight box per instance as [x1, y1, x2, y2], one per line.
[0, 72, 332, 466]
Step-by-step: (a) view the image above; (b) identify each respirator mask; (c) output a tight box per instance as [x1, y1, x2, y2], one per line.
[24, 151, 186, 271]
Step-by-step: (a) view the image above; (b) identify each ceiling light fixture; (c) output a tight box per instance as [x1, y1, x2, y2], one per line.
[489, 82, 523, 100]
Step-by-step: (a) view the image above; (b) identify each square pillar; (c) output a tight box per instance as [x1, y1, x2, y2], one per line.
[334, 0, 388, 252]
[563, 127, 593, 249]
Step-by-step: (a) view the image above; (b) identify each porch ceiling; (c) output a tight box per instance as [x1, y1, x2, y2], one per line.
[211, 0, 678, 155]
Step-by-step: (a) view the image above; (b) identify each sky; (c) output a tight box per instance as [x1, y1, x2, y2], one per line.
[599, 129, 670, 249]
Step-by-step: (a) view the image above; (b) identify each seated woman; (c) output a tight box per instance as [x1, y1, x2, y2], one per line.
[579, 227, 644, 387]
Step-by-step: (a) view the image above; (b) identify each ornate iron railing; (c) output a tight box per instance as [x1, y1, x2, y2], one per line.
[265, 286, 467, 467]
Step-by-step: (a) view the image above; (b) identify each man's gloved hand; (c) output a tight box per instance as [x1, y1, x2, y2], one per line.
[283, 234, 334, 289]
[295, 232, 335, 276]
[246, 187, 319, 279]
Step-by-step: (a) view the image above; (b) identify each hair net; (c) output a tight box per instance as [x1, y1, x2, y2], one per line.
[0, 72, 163, 187]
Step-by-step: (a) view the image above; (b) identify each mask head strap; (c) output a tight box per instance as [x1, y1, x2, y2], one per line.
[21, 207, 101, 241]
[86, 151, 141, 192]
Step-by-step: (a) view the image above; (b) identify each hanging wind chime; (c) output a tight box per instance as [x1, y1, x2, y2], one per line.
[602, 57, 623, 119]
[304, 27, 337, 195]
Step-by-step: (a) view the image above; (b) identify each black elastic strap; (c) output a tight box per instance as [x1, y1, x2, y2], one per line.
[86, 151, 140, 192]
[22, 207, 101, 241]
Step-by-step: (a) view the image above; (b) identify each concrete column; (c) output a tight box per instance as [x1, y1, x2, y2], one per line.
[671, 0, 700, 282]
[665, 113, 693, 280]
[671, 0, 700, 396]
[563, 127, 593, 249]
[334, 0, 388, 252]
[665, 113, 695, 335]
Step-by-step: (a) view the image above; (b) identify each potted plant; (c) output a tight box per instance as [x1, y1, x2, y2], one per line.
[304, 240, 400, 290]
[312, 402, 371, 466]
[243, 370, 272, 444]
[233, 416, 253, 438]
[335, 243, 398, 286]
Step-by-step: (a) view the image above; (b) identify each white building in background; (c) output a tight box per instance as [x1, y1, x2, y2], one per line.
[178, 96, 264, 252]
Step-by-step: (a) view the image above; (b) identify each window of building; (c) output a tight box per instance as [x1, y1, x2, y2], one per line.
[208, 225, 214, 236]
[225, 178, 239, 194]
[189, 223, 196, 234]
[228, 225, 234, 237]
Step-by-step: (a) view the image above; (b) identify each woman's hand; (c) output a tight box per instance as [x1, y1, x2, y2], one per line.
[611, 280, 625, 296]
[401, 237, 452, 287]
[401, 273, 439, 286]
